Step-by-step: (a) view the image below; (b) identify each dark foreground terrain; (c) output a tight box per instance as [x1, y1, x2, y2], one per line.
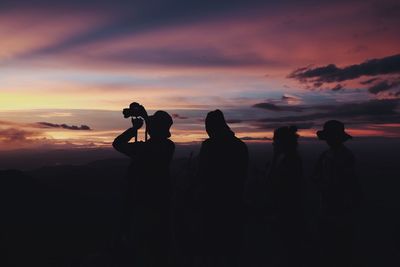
[0, 139, 399, 266]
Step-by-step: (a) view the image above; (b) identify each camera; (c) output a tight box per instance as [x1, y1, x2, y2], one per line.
[122, 102, 148, 141]
[123, 102, 145, 118]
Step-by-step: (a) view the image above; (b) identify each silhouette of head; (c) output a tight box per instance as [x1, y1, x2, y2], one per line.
[273, 126, 299, 154]
[148, 111, 173, 139]
[317, 120, 352, 147]
[205, 110, 234, 138]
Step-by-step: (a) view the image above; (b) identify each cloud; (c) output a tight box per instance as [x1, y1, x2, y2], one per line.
[255, 122, 314, 130]
[289, 54, 400, 83]
[172, 114, 188, 120]
[11, 0, 273, 60]
[37, 122, 91, 130]
[313, 82, 323, 88]
[332, 84, 343, 91]
[257, 99, 400, 124]
[38, 112, 73, 118]
[368, 79, 400, 94]
[0, 9, 104, 63]
[0, 120, 27, 128]
[83, 46, 276, 68]
[240, 136, 271, 141]
[226, 119, 242, 124]
[0, 128, 38, 142]
[360, 78, 380, 85]
[281, 94, 302, 105]
[252, 94, 305, 112]
[1, 120, 91, 131]
[253, 102, 304, 112]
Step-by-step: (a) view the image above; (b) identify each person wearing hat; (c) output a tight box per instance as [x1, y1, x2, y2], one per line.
[113, 104, 175, 266]
[313, 120, 360, 267]
[267, 126, 304, 266]
[197, 109, 248, 267]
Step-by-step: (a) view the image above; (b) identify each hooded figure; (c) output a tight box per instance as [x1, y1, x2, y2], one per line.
[113, 107, 175, 267]
[313, 120, 360, 267]
[197, 109, 248, 267]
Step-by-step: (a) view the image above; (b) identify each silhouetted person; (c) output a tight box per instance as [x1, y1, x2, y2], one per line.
[267, 126, 304, 266]
[197, 109, 248, 267]
[312, 120, 359, 267]
[113, 104, 175, 267]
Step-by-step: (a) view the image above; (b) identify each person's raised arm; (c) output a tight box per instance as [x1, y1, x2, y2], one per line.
[113, 118, 143, 156]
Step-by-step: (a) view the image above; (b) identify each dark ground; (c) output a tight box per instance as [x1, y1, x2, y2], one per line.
[0, 138, 399, 266]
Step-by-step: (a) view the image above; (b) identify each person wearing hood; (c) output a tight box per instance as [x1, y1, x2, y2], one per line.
[197, 109, 248, 267]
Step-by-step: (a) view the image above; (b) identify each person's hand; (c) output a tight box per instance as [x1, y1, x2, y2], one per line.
[137, 104, 148, 119]
[131, 117, 144, 130]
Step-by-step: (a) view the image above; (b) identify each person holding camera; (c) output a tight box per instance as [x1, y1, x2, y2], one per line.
[113, 103, 175, 266]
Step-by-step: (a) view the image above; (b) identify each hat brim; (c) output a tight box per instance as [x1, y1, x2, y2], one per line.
[317, 130, 352, 141]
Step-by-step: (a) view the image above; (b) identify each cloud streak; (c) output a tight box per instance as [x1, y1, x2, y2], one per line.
[368, 79, 400, 94]
[0, 128, 38, 142]
[172, 114, 188, 120]
[289, 54, 400, 83]
[253, 102, 305, 112]
[240, 136, 271, 141]
[256, 99, 400, 124]
[37, 122, 91, 130]
[255, 122, 314, 130]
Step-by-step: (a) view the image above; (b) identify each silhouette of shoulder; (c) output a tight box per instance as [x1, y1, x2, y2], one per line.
[148, 138, 175, 157]
[340, 146, 355, 163]
[203, 135, 245, 145]
[201, 135, 247, 157]
[282, 153, 302, 166]
[318, 145, 355, 165]
[114, 136, 174, 159]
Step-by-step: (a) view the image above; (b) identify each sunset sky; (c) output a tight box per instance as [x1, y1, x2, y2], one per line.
[1, 0, 399, 150]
